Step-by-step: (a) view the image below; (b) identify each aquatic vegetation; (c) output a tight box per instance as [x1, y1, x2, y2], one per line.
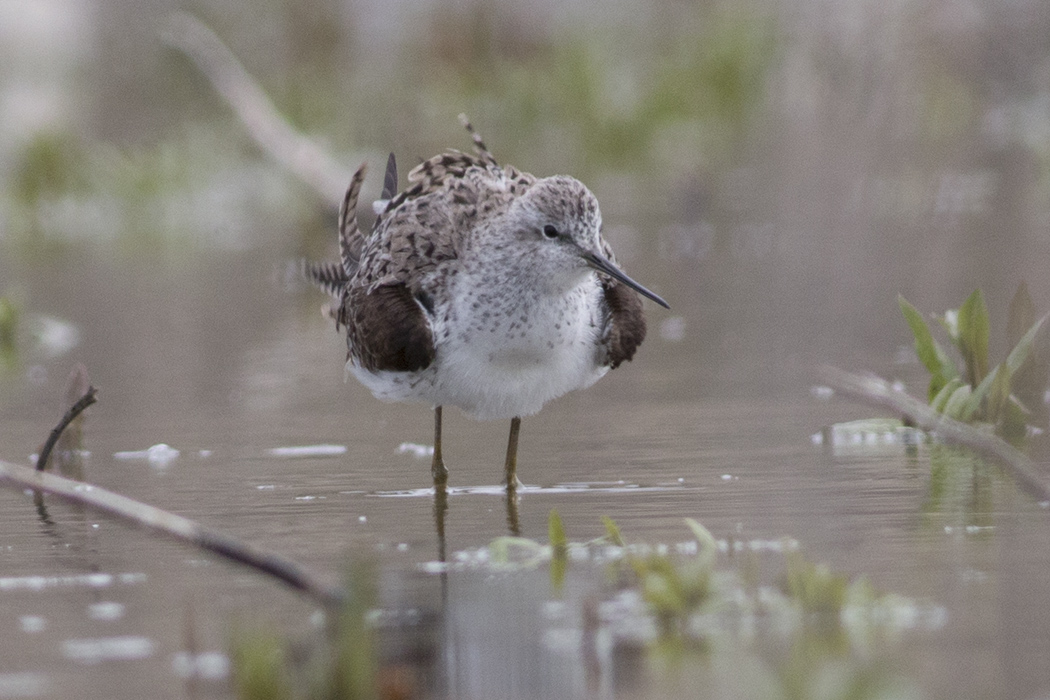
[921, 446, 995, 525]
[228, 514, 931, 700]
[231, 629, 294, 700]
[899, 284, 1048, 439]
[0, 294, 20, 370]
[230, 564, 379, 700]
[549, 508, 569, 590]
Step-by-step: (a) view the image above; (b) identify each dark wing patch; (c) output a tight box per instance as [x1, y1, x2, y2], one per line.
[346, 284, 435, 372]
[601, 281, 646, 369]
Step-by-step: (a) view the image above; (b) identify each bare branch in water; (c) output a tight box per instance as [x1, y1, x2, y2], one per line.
[36, 386, 97, 472]
[162, 12, 353, 204]
[0, 460, 345, 606]
[819, 366, 1050, 503]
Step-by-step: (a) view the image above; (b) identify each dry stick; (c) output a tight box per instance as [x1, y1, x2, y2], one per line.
[819, 366, 1050, 504]
[0, 460, 345, 606]
[161, 12, 352, 205]
[36, 386, 97, 472]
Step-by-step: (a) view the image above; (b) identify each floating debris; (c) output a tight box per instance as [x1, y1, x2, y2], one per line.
[943, 525, 995, 535]
[113, 443, 181, 469]
[812, 418, 926, 454]
[62, 636, 154, 665]
[86, 601, 125, 621]
[19, 615, 46, 633]
[397, 442, 434, 459]
[267, 444, 346, 458]
[171, 651, 230, 681]
[809, 384, 834, 399]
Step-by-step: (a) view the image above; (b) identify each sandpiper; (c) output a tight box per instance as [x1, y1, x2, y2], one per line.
[306, 116, 669, 489]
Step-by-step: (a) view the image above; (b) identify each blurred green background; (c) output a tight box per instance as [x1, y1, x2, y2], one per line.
[4, 0, 1050, 367]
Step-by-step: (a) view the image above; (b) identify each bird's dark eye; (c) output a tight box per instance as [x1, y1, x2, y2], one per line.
[542, 224, 559, 239]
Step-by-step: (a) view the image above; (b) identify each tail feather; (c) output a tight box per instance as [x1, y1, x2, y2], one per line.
[381, 152, 398, 201]
[371, 153, 398, 216]
[338, 163, 368, 276]
[302, 260, 348, 299]
[458, 113, 498, 167]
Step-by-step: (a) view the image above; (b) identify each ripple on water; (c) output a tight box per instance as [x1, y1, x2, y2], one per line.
[370, 481, 705, 498]
[0, 573, 146, 593]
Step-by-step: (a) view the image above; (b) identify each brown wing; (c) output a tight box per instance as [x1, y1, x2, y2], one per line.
[600, 280, 646, 369]
[342, 118, 536, 372]
[345, 284, 436, 372]
[345, 158, 494, 374]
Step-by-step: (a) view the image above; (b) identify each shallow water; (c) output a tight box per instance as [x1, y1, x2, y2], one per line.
[5, 0, 1050, 695]
[1, 248, 1050, 699]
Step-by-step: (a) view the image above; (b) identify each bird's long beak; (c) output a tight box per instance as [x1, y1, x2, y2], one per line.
[582, 251, 670, 309]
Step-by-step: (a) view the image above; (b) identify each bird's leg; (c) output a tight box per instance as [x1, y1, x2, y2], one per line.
[432, 461, 450, 601]
[432, 406, 448, 486]
[433, 476, 449, 566]
[503, 416, 522, 491]
[505, 486, 521, 536]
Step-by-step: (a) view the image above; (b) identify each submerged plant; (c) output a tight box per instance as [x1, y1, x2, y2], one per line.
[230, 563, 382, 700]
[898, 283, 1048, 439]
[231, 628, 294, 700]
[781, 554, 852, 617]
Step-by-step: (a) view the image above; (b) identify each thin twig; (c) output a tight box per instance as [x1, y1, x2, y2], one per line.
[0, 459, 345, 606]
[36, 386, 97, 472]
[161, 12, 353, 204]
[819, 366, 1050, 503]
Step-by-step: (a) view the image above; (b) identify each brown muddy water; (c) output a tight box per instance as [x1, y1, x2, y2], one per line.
[1, 243, 1050, 700]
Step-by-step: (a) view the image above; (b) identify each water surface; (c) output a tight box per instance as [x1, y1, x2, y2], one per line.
[2, 248, 1049, 699]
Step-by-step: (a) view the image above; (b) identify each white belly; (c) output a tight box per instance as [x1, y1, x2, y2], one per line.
[347, 280, 609, 420]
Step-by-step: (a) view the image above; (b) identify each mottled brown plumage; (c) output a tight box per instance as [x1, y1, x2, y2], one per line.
[305, 116, 668, 488]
